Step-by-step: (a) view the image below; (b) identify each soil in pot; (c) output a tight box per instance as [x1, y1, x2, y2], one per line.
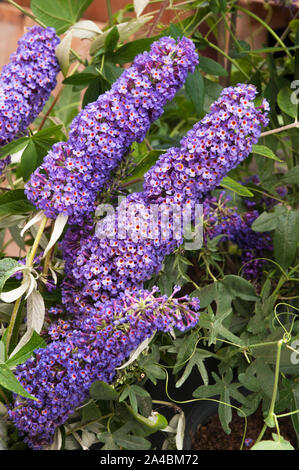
[191, 405, 298, 450]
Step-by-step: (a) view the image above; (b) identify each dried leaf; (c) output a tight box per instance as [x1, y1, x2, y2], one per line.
[71, 20, 102, 39]
[134, 0, 149, 17]
[55, 30, 73, 77]
[43, 213, 69, 258]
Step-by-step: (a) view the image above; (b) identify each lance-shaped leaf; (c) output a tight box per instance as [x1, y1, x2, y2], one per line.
[6, 330, 46, 367]
[273, 209, 299, 270]
[10, 289, 46, 356]
[251, 144, 282, 162]
[193, 370, 247, 434]
[0, 258, 21, 293]
[42, 213, 69, 258]
[175, 349, 212, 388]
[134, 0, 149, 17]
[20, 211, 45, 238]
[0, 274, 32, 303]
[0, 363, 37, 400]
[176, 412, 185, 451]
[90, 16, 153, 55]
[220, 176, 253, 197]
[55, 30, 73, 77]
[70, 20, 102, 39]
[116, 332, 156, 370]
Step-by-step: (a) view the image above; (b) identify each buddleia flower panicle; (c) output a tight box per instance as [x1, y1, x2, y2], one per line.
[0, 26, 60, 172]
[8, 288, 200, 450]
[61, 84, 269, 305]
[143, 84, 269, 204]
[25, 36, 198, 225]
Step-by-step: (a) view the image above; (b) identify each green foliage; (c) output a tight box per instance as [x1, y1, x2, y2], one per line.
[30, 0, 93, 34]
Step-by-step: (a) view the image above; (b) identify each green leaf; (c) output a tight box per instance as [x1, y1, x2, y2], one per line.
[52, 86, 81, 128]
[104, 26, 119, 53]
[97, 432, 119, 450]
[123, 150, 161, 182]
[251, 436, 294, 450]
[169, 22, 184, 39]
[63, 70, 100, 87]
[175, 349, 211, 387]
[142, 364, 166, 384]
[0, 190, 35, 215]
[114, 432, 151, 450]
[81, 401, 101, 425]
[251, 205, 286, 232]
[173, 331, 199, 374]
[109, 36, 160, 65]
[191, 282, 217, 308]
[273, 209, 299, 270]
[119, 385, 143, 413]
[193, 370, 246, 434]
[251, 144, 282, 162]
[0, 363, 37, 400]
[0, 258, 20, 292]
[277, 87, 298, 119]
[229, 40, 250, 59]
[0, 136, 29, 160]
[32, 125, 63, 140]
[20, 140, 37, 182]
[203, 77, 223, 113]
[101, 62, 123, 84]
[279, 165, 299, 185]
[5, 331, 46, 368]
[255, 358, 275, 399]
[221, 275, 258, 301]
[185, 67, 204, 115]
[130, 385, 150, 398]
[90, 17, 153, 56]
[31, 0, 93, 34]
[0, 341, 5, 363]
[199, 307, 244, 347]
[89, 380, 119, 401]
[82, 77, 110, 107]
[198, 56, 228, 76]
[220, 176, 253, 197]
[218, 386, 232, 434]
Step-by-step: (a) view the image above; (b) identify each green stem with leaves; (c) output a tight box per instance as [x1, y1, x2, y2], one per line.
[5, 297, 22, 358]
[106, 0, 113, 27]
[236, 5, 293, 60]
[255, 339, 284, 444]
[6, 0, 46, 27]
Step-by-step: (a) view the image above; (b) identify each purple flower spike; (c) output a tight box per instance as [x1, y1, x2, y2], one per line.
[25, 36, 198, 225]
[61, 84, 269, 305]
[8, 288, 200, 450]
[143, 84, 269, 204]
[0, 26, 60, 147]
